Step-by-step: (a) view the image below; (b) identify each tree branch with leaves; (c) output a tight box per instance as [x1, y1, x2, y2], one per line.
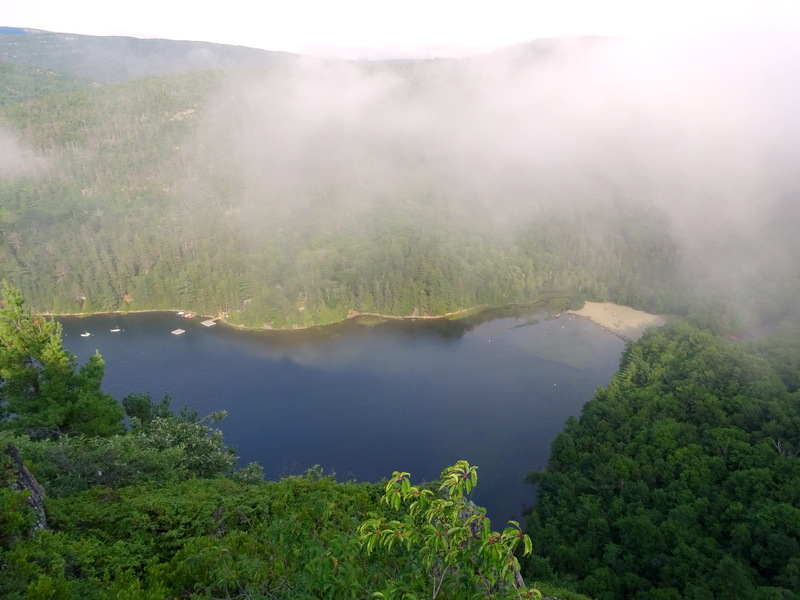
[359, 460, 540, 600]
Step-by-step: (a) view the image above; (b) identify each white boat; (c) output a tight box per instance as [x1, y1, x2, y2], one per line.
[80, 332, 91, 337]
[171, 328, 186, 335]
[110, 326, 121, 332]
[177, 311, 184, 316]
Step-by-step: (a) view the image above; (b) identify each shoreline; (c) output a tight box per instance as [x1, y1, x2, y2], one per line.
[41, 300, 667, 339]
[36, 292, 578, 330]
[40, 306, 480, 331]
[567, 301, 667, 341]
[39, 295, 570, 332]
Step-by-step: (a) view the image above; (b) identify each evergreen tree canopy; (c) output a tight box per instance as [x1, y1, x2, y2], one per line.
[0, 283, 123, 438]
[525, 321, 800, 600]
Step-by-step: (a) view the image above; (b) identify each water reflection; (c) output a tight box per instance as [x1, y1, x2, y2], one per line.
[59, 311, 624, 521]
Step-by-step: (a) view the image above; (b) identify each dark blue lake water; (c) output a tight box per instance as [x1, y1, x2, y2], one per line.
[58, 311, 625, 521]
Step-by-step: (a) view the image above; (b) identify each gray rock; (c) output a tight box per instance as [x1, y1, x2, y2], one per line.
[3, 444, 49, 534]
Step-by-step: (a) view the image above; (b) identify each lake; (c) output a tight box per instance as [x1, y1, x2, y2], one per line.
[58, 311, 625, 521]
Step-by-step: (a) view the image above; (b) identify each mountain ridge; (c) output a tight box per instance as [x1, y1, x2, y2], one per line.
[0, 27, 299, 84]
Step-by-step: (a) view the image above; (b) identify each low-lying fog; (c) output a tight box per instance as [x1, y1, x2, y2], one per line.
[189, 26, 799, 300]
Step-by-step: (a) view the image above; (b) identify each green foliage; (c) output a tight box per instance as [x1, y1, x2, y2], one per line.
[0, 407, 236, 498]
[0, 453, 548, 599]
[0, 59, 689, 328]
[0, 447, 38, 551]
[122, 392, 238, 478]
[525, 321, 800, 599]
[3, 280, 798, 599]
[122, 392, 173, 424]
[0, 431, 186, 497]
[359, 460, 540, 599]
[129, 410, 236, 478]
[3, 33, 800, 600]
[0, 283, 123, 438]
[0, 61, 90, 105]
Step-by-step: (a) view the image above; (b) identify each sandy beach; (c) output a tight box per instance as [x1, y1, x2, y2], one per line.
[568, 301, 667, 341]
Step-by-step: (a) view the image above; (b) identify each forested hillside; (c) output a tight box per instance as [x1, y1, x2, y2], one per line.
[0, 28, 293, 85]
[1, 28, 799, 600]
[0, 30, 708, 328]
[524, 321, 800, 599]
[2, 30, 798, 331]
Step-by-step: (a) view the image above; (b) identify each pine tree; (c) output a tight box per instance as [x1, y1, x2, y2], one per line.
[0, 282, 123, 438]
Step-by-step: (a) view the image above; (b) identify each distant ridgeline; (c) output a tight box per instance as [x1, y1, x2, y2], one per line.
[0, 29, 795, 332]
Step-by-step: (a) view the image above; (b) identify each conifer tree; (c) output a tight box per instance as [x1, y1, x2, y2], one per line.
[0, 283, 123, 438]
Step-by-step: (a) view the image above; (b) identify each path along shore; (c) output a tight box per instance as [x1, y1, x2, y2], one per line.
[567, 301, 667, 341]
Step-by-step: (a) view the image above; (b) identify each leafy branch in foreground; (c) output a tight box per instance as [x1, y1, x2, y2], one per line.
[359, 460, 539, 600]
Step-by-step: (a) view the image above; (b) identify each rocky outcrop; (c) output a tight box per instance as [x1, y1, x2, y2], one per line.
[3, 444, 48, 534]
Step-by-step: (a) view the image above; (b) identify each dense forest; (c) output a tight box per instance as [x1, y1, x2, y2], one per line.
[1, 31, 797, 331]
[525, 320, 800, 599]
[0, 29, 750, 329]
[1, 28, 799, 599]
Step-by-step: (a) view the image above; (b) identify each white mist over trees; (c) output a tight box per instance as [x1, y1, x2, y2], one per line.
[0, 27, 798, 329]
[194, 29, 800, 274]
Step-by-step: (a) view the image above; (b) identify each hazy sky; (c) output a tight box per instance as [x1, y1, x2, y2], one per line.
[5, 0, 799, 59]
